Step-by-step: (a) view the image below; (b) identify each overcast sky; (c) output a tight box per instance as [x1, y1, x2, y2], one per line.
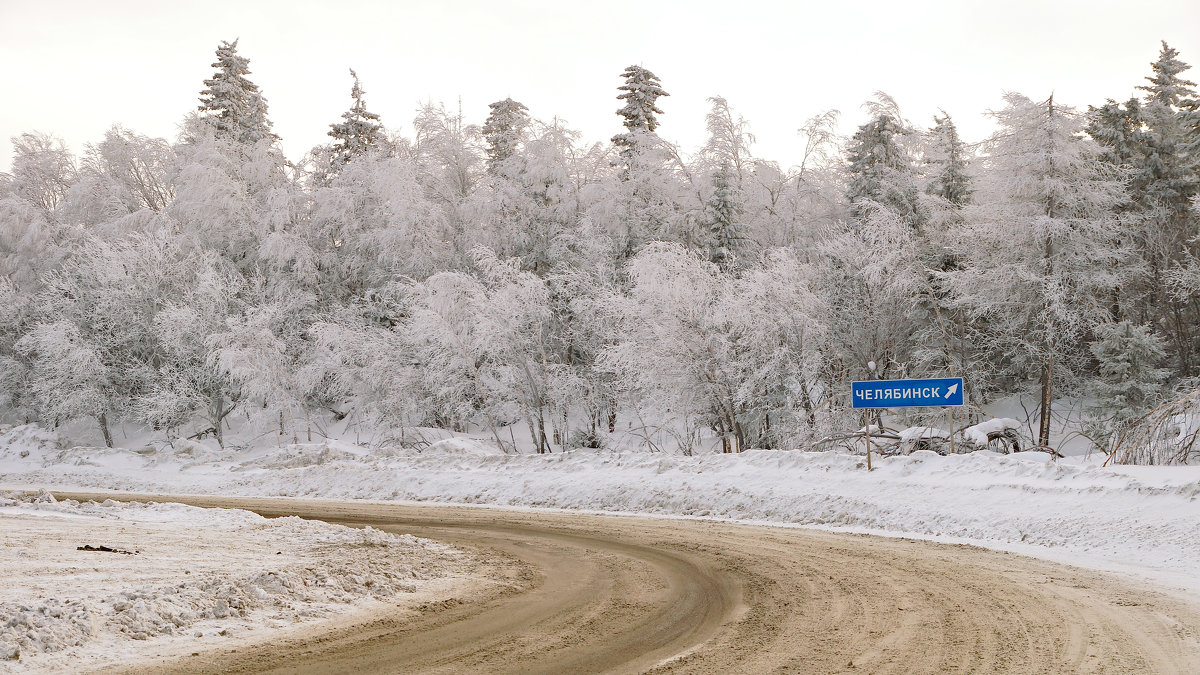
[2, 0, 1198, 172]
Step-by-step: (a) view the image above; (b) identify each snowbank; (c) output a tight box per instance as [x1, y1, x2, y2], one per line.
[3, 424, 1200, 596]
[0, 488, 465, 672]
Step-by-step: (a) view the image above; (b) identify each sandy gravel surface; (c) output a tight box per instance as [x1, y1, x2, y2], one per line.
[57, 493, 1200, 674]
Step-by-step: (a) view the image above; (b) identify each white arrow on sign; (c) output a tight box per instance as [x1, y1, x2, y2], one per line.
[944, 383, 959, 399]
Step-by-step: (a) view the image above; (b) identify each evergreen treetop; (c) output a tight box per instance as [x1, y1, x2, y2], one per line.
[1138, 41, 1198, 109]
[925, 112, 971, 207]
[612, 66, 669, 161]
[482, 98, 530, 175]
[328, 69, 385, 170]
[197, 40, 279, 145]
[845, 93, 922, 226]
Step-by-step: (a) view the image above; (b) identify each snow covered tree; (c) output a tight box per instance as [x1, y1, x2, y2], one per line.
[1087, 98, 1143, 169]
[944, 93, 1127, 448]
[86, 127, 174, 211]
[925, 112, 971, 207]
[326, 69, 385, 177]
[482, 98, 530, 175]
[472, 117, 581, 275]
[169, 120, 294, 274]
[17, 321, 117, 445]
[1084, 320, 1169, 451]
[818, 206, 928, 399]
[542, 222, 621, 446]
[305, 151, 447, 304]
[64, 127, 176, 226]
[15, 233, 192, 445]
[6, 133, 77, 216]
[414, 102, 485, 254]
[612, 65, 668, 168]
[197, 40, 279, 145]
[396, 250, 552, 452]
[588, 142, 685, 261]
[1138, 41, 1198, 109]
[0, 278, 34, 422]
[140, 255, 244, 446]
[726, 249, 830, 447]
[602, 243, 747, 452]
[1083, 44, 1200, 378]
[697, 97, 753, 270]
[701, 96, 753, 183]
[845, 93, 924, 229]
[469, 248, 555, 452]
[1131, 43, 1199, 375]
[702, 161, 744, 270]
[211, 303, 307, 445]
[589, 69, 683, 261]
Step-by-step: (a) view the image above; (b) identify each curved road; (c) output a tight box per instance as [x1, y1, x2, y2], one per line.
[66, 494, 1200, 674]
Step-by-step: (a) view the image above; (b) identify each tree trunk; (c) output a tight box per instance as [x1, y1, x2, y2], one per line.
[97, 412, 114, 448]
[1038, 355, 1054, 449]
[526, 411, 541, 453]
[211, 391, 225, 449]
[537, 414, 549, 454]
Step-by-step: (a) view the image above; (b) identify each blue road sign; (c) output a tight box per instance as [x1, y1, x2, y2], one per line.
[852, 377, 964, 409]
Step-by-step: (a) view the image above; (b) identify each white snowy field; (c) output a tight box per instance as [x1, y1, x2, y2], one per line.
[0, 483, 469, 672]
[2, 420, 1200, 668]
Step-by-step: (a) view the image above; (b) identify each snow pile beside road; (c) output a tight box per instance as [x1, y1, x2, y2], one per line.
[0, 425, 64, 465]
[0, 489, 464, 672]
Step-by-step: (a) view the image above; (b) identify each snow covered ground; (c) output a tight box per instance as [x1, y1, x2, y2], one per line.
[2, 420, 1199, 669]
[0, 483, 468, 672]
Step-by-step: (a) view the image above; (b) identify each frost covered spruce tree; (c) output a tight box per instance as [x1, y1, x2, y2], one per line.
[945, 93, 1126, 449]
[482, 98, 530, 176]
[597, 65, 683, 261]
[1086, 43, 1199, 376]
[1085, 321, 1169, 451]
[925, 112, 972, 208]
[324, 69, 385, 179]
[698, 97, 753, 270]
[1133, 43, 1199, 374]
[612, 65, 669, 166]
[844, 92, 925, 230]
[197, 40, 279, 145]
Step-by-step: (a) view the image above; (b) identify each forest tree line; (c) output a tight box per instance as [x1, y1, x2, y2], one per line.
[1, 40, 1197, 461]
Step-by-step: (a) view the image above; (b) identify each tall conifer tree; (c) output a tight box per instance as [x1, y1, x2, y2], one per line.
[482, 98, 530, 175]
[612, 66, 668, 167]
[197, 40, 279, 145]
[328, 69, 384, 171]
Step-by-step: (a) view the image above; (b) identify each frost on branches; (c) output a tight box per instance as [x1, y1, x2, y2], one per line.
[1, 45, 1200, 463]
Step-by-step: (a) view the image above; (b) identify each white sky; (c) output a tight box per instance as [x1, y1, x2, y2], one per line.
[1, 0, 1198, 172]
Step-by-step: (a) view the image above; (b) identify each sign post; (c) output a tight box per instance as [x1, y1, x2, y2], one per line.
[851, 377, 965, 468]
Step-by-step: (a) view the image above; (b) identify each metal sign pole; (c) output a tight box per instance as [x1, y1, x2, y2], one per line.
[864, 410, 873, 471]
[948, 407, 957, 455]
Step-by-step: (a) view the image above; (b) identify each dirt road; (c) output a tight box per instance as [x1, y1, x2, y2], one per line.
[63, 493, 1200, 674]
